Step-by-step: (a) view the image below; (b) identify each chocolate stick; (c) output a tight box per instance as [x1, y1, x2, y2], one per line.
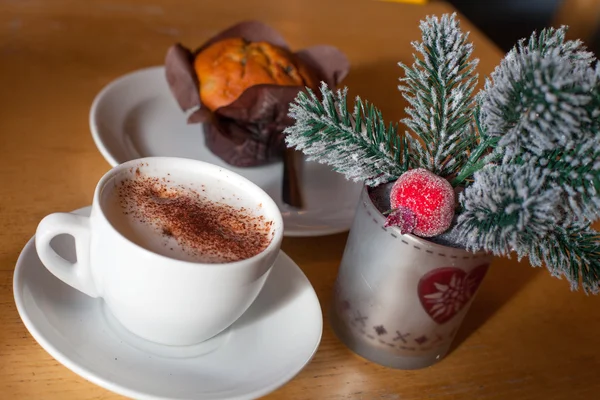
[282, 148, 303, 208]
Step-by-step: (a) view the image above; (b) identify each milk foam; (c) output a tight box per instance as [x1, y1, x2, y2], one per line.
[101, 163, 273, 263]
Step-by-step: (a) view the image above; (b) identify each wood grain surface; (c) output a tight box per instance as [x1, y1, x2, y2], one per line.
[0, 0, 598, 399]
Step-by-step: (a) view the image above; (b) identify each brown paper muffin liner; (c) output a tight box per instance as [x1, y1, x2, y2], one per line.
[165, 20, 349, 167]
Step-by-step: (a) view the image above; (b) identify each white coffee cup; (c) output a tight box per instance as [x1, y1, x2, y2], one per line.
[35, 157, 283, 346]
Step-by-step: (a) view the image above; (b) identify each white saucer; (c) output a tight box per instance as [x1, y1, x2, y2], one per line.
[90, 66, 362, 237]
[14, 206, 322, 400]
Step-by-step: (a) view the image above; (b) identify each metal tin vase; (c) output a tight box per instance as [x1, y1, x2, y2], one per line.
[330, 186, 493, 369]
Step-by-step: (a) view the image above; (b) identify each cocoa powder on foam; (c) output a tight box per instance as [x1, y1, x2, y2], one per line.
[117, 174, 273, 263]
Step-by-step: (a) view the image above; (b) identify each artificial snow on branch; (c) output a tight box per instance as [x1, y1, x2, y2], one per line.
[455, 163, 562, 255]
[540, 147, 600, 222]
[453, 162, 600, 293]
[284, 83, 408, 186]
[527, 224, 600, 295]
[283, 13, 600, 293]
[479, 27, 597, 160]
[399, 13, 479, 177]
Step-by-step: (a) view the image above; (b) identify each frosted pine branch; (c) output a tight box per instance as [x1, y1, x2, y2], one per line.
[284, 83, 407, 186]
[523, 26, 595, 67]
[455, 163, 561, 255]
[524, 224, 600, 295]
[539, 145, 600, 222]
[479, 27, 597, 160]
[455, 162, 600, 293]
[398, 13, 479, 177]
[280, 13, 600, 292]
[475, 26, 600, 221]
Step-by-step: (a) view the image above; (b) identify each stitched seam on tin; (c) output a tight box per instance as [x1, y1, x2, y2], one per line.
[363, 196, 485, 260]
[339, 306, 456, 353]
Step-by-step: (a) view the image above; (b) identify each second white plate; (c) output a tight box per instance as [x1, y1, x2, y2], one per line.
[89, 66, 362, 236]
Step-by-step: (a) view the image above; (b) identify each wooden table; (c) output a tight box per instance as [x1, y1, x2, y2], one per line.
[1, 0, 598, 399]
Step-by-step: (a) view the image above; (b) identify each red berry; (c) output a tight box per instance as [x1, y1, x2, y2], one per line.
[384, 206, 417, 234]
[388, 168, 455, 237]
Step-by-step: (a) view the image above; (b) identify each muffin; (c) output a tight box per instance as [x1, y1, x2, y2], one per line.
[165, 20, 349, 167]
[195, 38, 315, 111]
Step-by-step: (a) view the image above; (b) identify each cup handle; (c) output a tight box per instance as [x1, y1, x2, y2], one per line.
[35, 212, 100, 298]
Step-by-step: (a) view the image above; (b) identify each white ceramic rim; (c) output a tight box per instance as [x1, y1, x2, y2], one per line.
[89, 67, 159, 168]
[95, 156, 284, 269]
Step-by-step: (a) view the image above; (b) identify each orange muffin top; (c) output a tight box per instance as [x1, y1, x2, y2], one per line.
[194, 38, 314, 111]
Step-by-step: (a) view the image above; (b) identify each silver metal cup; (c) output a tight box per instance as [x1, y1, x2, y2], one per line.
[330, 186, 492, 369]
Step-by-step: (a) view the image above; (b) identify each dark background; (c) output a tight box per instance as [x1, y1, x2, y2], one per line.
[449, 0, 600, 54]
